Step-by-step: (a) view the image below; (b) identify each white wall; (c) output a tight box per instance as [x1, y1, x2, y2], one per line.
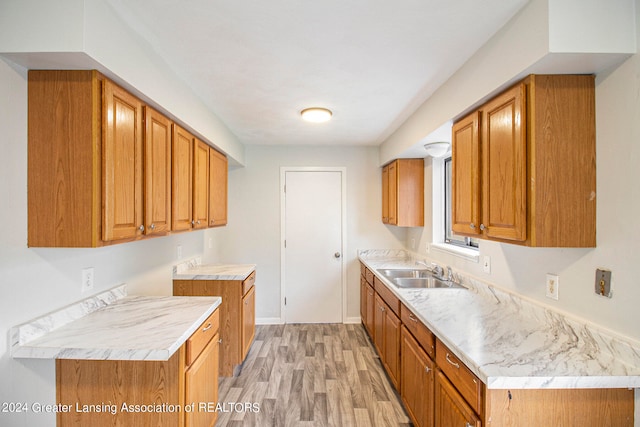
[0, 59, 207, 426]
[203, 145, 407, 323]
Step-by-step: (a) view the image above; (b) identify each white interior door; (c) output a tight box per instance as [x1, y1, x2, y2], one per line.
[283, 169, 344, 323]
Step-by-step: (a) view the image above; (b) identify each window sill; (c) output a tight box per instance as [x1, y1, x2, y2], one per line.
[431, 242, 480, 262]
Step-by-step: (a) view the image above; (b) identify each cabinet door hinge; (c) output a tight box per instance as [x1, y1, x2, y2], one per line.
[284, 297, 287, 305]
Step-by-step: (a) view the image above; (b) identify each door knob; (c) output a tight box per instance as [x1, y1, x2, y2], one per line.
[334, 252, 341, 258]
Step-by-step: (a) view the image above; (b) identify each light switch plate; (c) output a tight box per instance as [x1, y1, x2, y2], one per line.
[81, 268, 94, 293]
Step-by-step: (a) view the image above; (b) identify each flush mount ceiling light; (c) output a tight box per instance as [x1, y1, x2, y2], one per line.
[300, 107, 332, 123]
[423, 141, 450, 158]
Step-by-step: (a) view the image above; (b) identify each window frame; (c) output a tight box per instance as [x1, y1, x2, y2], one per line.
[443, 156, 478, 250]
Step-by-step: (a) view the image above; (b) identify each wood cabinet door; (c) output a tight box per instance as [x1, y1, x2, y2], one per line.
[388, 161, 398, 224]
[373, 293, 385, 356]
[172, 124, 193, 231]
[360, 275, 367, 326]
[382, 164, 389, 223]
[208, 147, 228, 227]
[383, 301, 401, 389]
[365, 283, 375, 338]
[481, 83, 527, 242]
[401, 326, 435, 427]
[452, 111, 481, 236]
[436, 371, 481, 427]
[192, 139, 209, 229]
[102, 80, 143, 241]
[242, 286, 256, 359]
[143, 106, 172, 236]
[185, 334, 219, 427]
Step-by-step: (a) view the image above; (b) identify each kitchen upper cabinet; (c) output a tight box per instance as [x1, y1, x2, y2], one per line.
[102, 80, 144, 242]
[28, 70, 147, 247]
[172, 124, 194, 231]
[192, 139, 210, 229]
[143, 106, 172, 236]
[451, 111, 481, 237]
[208, 147, 228, 227]
[381, 159, 424, 227]
[451, 74, 596, 247]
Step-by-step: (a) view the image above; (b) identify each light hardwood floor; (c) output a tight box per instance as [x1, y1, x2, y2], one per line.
[216, 323, 412, 426]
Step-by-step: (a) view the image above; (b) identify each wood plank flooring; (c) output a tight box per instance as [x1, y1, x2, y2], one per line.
[216, 323, 412, 427]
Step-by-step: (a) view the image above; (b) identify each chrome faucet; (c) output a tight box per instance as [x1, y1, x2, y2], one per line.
[415, 260, 430, 269]
[431, 263, 444, 278]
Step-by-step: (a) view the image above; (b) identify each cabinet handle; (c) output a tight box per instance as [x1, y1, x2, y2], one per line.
[469, 223, 476, 229]
[425, 365, 431, 373]
[380, 306, 385, 312]
[196, 220, 201, 225]
[149, 224, 155, 230]
[445, 353, 460, 369]
[466, 423, 474, 427]
[191, 220, 195, 226]
[202, 322, 212, 332]
[479, 224, 486, 231]
[218, 338, 223, 344]
[408, 314, 418, 323]
[138, 225, 144, 232]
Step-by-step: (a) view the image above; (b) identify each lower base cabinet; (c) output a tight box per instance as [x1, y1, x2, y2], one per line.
[436, 370, 481, 427]
[174, 271, 256, 377]
[400, 325, 435, 427]
[56, 309, 220, 427]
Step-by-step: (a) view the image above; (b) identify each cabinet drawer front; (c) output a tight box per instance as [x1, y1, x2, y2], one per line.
[436, 339, 483, 415]
[374, 277, 400, 316]
[400, 304, 435, 358]
[364, 267, 374, 286]
[186, 309, 220, 366]
[243, 271, 256, 295]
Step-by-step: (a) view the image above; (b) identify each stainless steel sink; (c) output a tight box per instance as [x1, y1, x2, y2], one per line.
[376, 268, 430, 279]
[392, 277, 464, 289]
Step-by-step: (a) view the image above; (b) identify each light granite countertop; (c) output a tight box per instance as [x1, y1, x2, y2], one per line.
[173, 261, 256, 281]
[359, 250, 640, 390]
[11, 285, 222, 361]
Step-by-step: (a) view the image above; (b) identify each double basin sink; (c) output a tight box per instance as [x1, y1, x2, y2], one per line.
[376, 268, 464, 289]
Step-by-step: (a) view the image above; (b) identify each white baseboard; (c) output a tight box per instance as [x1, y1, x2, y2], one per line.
[256, 317, 284, 325]
[256, 317, 362, 325]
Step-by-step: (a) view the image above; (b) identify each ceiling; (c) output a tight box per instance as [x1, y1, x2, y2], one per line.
[106, 0, 529, 147]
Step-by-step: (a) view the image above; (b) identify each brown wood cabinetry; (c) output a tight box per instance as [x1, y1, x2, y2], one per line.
[192, 139, 210, 229]
[174, 271, 256, 376]
[171, 124, 194, 231]
[361, 264, 634, 426]
[102, 80, 144, 242]
[381, 159, 424, 227]
[208, 147, 228, 227]
[401, 325, 435, 427]
[56, 309, 220, 427]
[143, 106, 172, 236]
[373, 292, 401, 389]
[452, 74, 596, 247]
[359, 264, 376, 338]
[242, 284, 256, 358]
[436, 370, 482, 427]
[28, 70, 228, 248]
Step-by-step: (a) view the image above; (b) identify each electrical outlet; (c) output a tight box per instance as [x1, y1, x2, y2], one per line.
[410, 238, 416, 250]
[425, 243, 430, 253]
[483, 256, 491, 273]
[81, 268, 94, 293]
[177, 245, 183, 260]
[546, 274, 559, 300]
